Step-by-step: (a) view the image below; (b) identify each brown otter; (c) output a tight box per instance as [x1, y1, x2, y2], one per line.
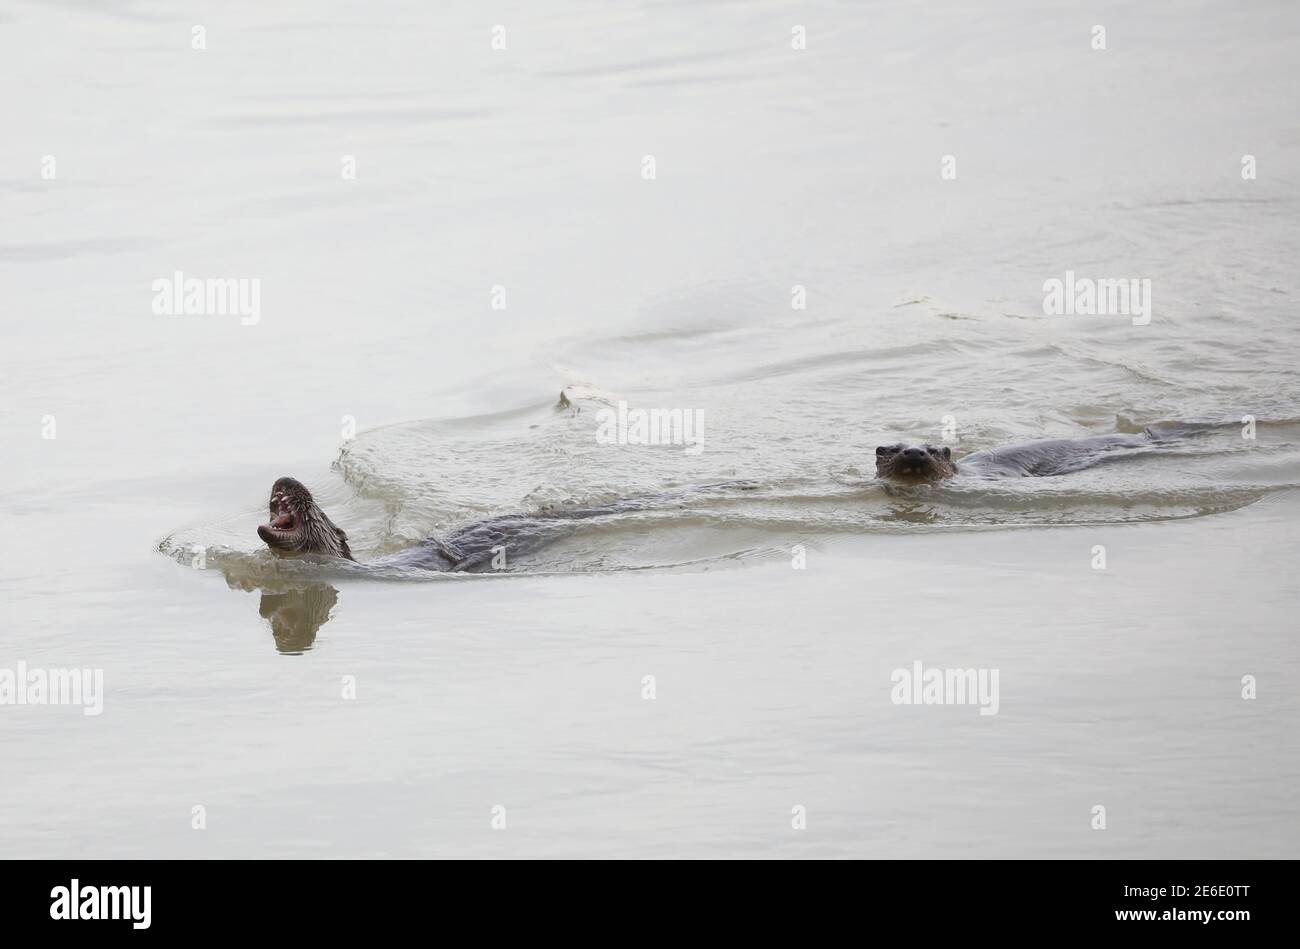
[255, 475, 759, 570]
[875, 443, 957, 481]
[875, 429, 1195, 483]
[255, 476, 543, 569]
[257, 477, 355, 561]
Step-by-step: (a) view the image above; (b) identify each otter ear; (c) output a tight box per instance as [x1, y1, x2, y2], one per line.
[942, 447, 952, 459]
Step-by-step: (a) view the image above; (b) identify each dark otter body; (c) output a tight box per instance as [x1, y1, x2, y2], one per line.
[256, 477, 564, 571]
[257, 476, 754, 571]
[370, 515, 575, 572]
[876, 425, 1206, 483]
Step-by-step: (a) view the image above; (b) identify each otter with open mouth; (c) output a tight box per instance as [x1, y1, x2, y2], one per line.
[255, 474, 759, 570]
[256, 476, 545, 569]
[258, 477, 355, 561]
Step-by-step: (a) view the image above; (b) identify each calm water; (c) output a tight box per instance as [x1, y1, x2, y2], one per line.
[2, 0, 1298, 857]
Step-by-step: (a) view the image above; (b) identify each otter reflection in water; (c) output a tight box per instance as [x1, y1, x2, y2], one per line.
[259, 478, 354, 560]
[225, 570, 339, 653]
[258, 584, 338, 654]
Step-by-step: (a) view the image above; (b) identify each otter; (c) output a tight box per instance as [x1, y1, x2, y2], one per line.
[875, 428, 1190, 482]
[257, 476, 582, 570]
[257, 474, 756, 570]
[258, 477, 355, 560]
[875, 444, 958, 481]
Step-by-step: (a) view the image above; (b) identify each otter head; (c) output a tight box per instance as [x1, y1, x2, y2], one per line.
[257, 477, 355, 561]
[875, 443, 957, 482]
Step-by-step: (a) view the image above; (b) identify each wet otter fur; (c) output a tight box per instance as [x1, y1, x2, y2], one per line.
[255, 474, 757, 570]
[257, 477, 355, 561]
[256, 476, 572, 569]
[875, 427, 1201, 483]
[875, 443, 956, 481]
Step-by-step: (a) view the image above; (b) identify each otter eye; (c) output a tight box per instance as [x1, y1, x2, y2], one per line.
[876, 447, 887, 456]
[928, 448, 938, 455]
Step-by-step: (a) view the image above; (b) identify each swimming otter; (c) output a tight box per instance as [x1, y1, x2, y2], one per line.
[256, 475, 756, 570]
[256, 476, 574, 569]
[875, 444, 957, 481]
[258, 477, 355, 560]
[875, 429, 1178, 482]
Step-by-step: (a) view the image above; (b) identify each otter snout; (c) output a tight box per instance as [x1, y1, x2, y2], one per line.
[875, 442, 957, 481]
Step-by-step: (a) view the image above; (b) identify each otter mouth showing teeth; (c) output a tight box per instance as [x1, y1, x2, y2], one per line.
[256, 477, 355, 561]
[261, 494, 298, 535]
